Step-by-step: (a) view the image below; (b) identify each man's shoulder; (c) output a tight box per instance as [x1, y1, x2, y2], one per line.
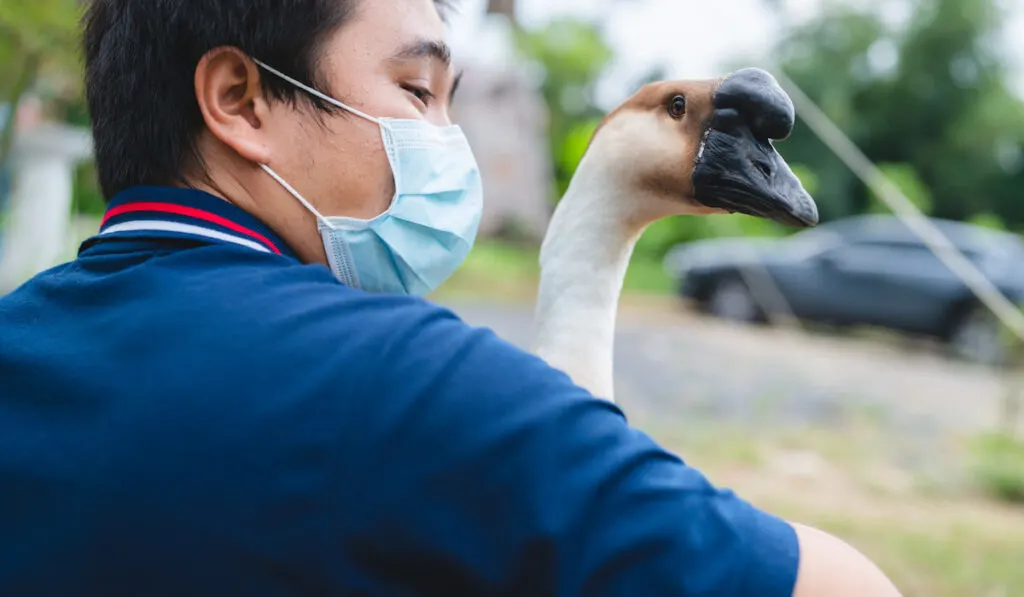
[244, 262, 469, 340]
[188, 256, 491, 375]
[182, 253, 464, 331]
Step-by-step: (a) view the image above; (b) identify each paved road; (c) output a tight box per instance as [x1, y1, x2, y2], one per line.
[442, 298, 1005, 438]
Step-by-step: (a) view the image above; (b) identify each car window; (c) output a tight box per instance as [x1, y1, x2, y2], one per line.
[780, 229, 844, 261]
[825, 241, 987, 280]
[968, 242, 1015, 277]
[825, 242, 909, 274]
[803, 216, 1021, 281]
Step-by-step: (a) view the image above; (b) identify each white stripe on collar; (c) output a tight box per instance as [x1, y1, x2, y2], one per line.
[101, 220, 272, 254]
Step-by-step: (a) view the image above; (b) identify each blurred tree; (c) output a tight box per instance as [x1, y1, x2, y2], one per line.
[0, 0, 82, 169]
[790, 163, 820, 197]
[863, 0, 1022, 222]
[634, 217, 700, 262]
[767, 7, 890, 219]
[763, 0, 1024, 228]
[968, 211, 1008, 231]
[558, 118, 602, 181]
[513, 18, 615, 199]
[866, 162, 934, 215]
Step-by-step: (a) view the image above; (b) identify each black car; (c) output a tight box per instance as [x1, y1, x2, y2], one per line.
[665, 214, 1024, 365]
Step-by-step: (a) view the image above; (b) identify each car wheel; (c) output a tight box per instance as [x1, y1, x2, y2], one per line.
[948, 305, 1007, 367]
[706, 277, 760, 324]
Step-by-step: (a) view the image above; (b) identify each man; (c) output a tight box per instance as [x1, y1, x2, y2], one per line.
[0, 1, 901, 595]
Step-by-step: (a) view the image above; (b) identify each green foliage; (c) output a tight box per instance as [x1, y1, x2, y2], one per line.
[0, 0, 84, 168]
[868, 162, 934, 215]
[633, 218, 703, 262]
[514, 19, 614, 201]
[967, 212, 1007, 231]
[726, 213, 790, 238]
[556, 118, 601, 194]
[623, 255, 673, 294]
[71, 160, 106, 217]
[437, 238, 673, 299]
[968, 431, 1024, 504]
[767, 0, 1024, 226]
[767, 8, 888, 219]
[513, 19, 613, 119]
[790, 163, 820, 197]
[0, 0, 83, 94]
[0, 1, 81, 44]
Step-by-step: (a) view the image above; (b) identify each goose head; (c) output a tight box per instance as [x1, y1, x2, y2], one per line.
[579, 67, 819, 230]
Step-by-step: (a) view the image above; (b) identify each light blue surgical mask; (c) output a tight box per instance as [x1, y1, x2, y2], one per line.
[254, 60, 483, 296]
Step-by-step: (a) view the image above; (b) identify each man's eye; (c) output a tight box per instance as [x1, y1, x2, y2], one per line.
[403, 85, 434, 107]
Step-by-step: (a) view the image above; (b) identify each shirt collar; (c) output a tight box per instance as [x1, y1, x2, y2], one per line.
[80, 186, 298, 260]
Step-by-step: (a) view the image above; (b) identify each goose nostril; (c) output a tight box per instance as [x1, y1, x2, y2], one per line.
[753, 160, 772, 179]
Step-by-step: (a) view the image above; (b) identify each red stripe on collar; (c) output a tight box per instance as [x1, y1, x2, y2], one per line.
[102, 202, 282, 255]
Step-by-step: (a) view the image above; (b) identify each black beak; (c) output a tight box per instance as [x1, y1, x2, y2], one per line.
[692, 67, 819, 228]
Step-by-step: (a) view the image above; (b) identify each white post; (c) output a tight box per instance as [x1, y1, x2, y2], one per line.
[0, 123, 93, 291]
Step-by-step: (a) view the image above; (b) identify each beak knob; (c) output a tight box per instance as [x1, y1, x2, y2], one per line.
[715, 68, 796, 141]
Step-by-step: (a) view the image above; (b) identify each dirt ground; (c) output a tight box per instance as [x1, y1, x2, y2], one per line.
[446, 296, 1008, 436]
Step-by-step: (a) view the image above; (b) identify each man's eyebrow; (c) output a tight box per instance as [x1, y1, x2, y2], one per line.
[449, 70, 464, 104]
[389, 38, 452, 67]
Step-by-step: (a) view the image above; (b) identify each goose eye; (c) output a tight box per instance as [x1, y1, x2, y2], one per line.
[668, 95, 686, 119]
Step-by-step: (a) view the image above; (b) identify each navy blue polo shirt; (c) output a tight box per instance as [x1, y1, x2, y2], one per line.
[0, 186, 799, 596]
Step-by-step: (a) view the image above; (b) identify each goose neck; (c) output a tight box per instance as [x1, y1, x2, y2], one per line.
[532, 170, 644, 401]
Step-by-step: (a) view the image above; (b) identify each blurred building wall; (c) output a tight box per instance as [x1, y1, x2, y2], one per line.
[0, 120, 92, 291]
[450, 16, 553, 241]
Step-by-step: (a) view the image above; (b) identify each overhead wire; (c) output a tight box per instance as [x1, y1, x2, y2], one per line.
[767, 66, 1024, 343]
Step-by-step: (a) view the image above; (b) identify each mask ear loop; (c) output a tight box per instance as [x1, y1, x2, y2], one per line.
[253, 59, 392, 231]
[259, 163, 340, 231]
[253, 60, 379, 124]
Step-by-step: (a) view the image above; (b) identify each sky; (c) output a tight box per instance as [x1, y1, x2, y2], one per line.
[446, 0, 1024, 108]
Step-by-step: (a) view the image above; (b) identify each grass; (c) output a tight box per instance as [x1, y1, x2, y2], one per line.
[624, 255, 675, 294]
[969, 431, 1024, 504]
[780, 504, 1024, 597]
[639, 419, 1024, 597]
[432, 239, 674, 301]
[433, 241, 541, 302]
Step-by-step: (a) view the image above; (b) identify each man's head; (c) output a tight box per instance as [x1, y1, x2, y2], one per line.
[83, 0, 460, 264]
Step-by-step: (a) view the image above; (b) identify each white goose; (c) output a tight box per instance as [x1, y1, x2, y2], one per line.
[532, 68, 819, 402]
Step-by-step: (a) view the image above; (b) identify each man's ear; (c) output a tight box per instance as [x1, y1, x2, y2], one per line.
[194, 47, 273, 165]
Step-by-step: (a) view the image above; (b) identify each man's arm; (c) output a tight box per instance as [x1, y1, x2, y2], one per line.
[793, 523, 902, 596]
[354, 299, 902, 596]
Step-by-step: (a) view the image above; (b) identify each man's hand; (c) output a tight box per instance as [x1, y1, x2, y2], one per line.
[792, 523, 902, 597]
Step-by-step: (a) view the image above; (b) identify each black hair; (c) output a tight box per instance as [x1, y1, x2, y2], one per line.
[82, 0, 449, 200]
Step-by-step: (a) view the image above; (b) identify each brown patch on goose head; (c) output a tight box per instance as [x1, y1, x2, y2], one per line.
[587, 68, 819, 228]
